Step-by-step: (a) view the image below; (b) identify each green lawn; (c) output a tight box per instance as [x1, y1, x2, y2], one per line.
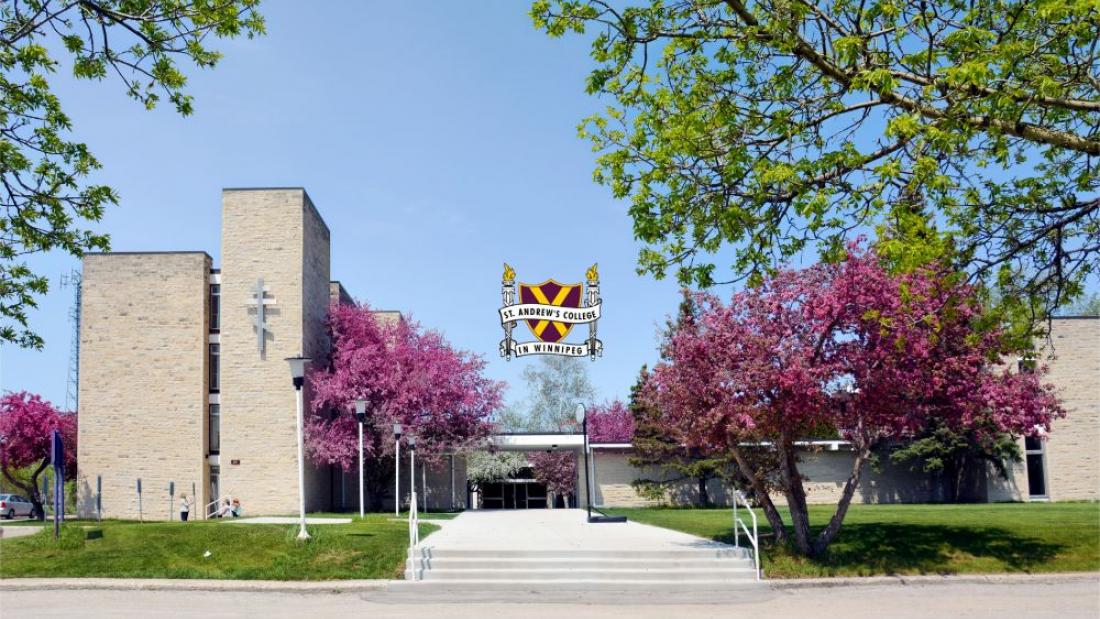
[0, 514, 438, 580]
[607, 503, 1100, 578]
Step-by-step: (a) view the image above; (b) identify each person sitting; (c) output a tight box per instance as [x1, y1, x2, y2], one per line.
[230, 498, 242, 518]
[214, 498, 232, 518]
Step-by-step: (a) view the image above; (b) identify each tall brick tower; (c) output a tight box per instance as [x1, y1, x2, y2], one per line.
[218, 188, 332, 515]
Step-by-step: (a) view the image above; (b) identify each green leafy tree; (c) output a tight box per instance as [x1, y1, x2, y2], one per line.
[466, 451, 528, 490]
[532, 0, 1099, 328]
[519, 356, 596, 431]
[1, 0, 265, 348]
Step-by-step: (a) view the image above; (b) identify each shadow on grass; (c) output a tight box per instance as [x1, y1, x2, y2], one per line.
[711, 523, 1064, 574]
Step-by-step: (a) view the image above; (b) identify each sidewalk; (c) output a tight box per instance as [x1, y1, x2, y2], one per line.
[1, 571, 1095, 593]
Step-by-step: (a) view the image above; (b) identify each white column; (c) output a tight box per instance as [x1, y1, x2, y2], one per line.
[357, 421, 365, 519]
[294, 386, 309, 540]
[394, 440, 401, 516]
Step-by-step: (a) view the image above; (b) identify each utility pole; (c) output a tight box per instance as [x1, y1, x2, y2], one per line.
[60, 270, 82, 411]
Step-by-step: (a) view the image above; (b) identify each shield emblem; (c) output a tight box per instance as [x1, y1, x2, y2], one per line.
[519, 279, 582, 343]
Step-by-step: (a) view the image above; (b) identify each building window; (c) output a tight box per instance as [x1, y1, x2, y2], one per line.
[1025, 435, 1047, 499]
[209, 404, 220, 455]
[210, 465, 220, 511]
[210, 284, 221, 332]
[209, 343, 220, 392]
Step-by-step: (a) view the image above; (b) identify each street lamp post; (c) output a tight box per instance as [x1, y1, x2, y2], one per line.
[393, 423, 403, 516]
[286, 355, 312, 540]
[406, 435, 420, 580]
[407, 434, 417, 505]
[574, 404, 593, 521]
[574, 403, 626, 524]
[407, 435, 418, 525]
[354, 399, 367, 519]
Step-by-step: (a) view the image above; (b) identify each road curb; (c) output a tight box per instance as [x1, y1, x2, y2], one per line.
[768, 572, 1100, 590]
[0, 578, 397, 593]
[2, 572, 1097, 594]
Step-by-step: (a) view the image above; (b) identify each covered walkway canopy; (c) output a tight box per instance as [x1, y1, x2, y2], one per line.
[489, 433, 585, 451]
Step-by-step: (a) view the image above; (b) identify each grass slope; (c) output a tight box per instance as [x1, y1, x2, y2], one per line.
[608, 503, 1100, 578]
[0, 515, 437, 580]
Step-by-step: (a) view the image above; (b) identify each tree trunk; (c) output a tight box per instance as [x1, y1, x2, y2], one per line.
[697, 476, 710, 508]
[813, 445, 871, 555]
[730, 446, 788, 545]
[2, 460, 49, 520]
[778, 440, 813, 556]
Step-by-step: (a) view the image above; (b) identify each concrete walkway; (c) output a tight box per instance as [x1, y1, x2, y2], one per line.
[0, 525, 42, 539]
[423, 509, 732, 552]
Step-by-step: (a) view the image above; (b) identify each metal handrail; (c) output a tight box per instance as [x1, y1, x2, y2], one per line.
[205, 495, 233, 519]
[407, 489, 420, 581]
[732, 490, 761, 580]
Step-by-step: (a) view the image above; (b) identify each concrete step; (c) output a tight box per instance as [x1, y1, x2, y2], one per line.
[416, 547, 753, 560]
[414, 557, 756, 570]
[406, 546, 759, 583]
[410, 567, 758, 582]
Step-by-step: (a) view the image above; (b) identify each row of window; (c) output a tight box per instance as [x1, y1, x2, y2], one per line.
[210, 278, 220, 454]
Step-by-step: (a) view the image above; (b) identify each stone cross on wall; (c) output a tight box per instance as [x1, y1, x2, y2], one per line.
[246, 278, 276, 354]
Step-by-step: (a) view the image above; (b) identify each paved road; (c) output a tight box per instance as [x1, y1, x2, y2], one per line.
[3, 578, 1097, 618]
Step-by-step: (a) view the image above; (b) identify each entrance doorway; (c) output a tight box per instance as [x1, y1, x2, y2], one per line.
[480, 478, 548, 509]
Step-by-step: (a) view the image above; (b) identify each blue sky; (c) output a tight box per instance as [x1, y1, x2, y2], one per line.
[0, 2, 688, 409]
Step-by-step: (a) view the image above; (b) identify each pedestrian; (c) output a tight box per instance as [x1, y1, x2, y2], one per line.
[179, 494, 191, 522]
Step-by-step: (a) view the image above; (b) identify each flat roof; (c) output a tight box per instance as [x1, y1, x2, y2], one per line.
[490, 433, 585, 451]
[84, 251, 212, 259]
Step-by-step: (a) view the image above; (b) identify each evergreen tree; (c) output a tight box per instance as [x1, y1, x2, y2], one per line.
[628, 365, 736, 507]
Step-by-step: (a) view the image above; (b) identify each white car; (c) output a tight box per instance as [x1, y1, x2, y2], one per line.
[0, 494, 35, 519]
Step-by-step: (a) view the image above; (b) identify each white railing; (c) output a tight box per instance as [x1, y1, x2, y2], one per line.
[732, 490, 761, 580]
[205, 495, 233, 519]
[407, 489, 421, 581]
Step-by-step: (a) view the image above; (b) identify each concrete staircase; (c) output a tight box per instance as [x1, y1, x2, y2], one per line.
[406, 547, 758, 584]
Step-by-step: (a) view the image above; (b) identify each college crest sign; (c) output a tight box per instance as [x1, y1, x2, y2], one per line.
[499, 263, 602, 360]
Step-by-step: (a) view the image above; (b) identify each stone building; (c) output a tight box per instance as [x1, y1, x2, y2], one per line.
[77, 188, 355, 518]
[76, 188, 1097, 517]
[584, 317, 1099, 508]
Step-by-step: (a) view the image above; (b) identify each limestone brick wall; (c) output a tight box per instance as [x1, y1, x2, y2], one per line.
[1036, 318, 1099, 500]
[329, 281, 354, 306]
[587, 447, 933, 508]
[218, 188, 331, 515]
[591, 450, 664, 507]
[988, 453, 1026, 502]
[301, 192, 332, 510]
[589, 450, 718, 507]
[76, 252, 210, 520]
[782, 449, 934, 506]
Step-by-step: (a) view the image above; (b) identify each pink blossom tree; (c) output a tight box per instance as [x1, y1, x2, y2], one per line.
[528, 451, 576, 501]
[586, 399, 634, 443]
[647, 246, 1063, 557]
[306, 303, 502, 510]
[0, 392, 77, 520]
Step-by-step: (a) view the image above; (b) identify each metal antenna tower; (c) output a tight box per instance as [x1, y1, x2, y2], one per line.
[60, 270, 82, 411]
